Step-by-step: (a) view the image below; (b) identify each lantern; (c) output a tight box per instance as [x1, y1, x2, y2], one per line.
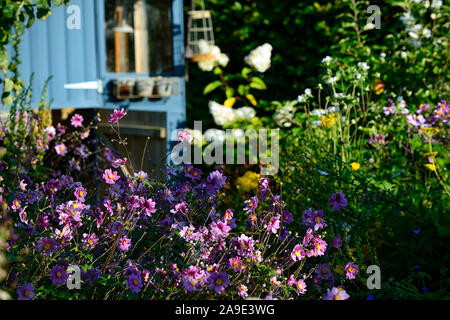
[185, 0, 215, 62]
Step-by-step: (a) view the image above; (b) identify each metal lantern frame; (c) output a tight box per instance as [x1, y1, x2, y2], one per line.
[185, 0, 215, 62]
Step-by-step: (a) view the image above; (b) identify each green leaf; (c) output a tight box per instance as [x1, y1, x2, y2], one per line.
[203, 80, 222, 95]
[241, 67, 252, 79]
[237, 84, 248, 96]
[52, 0, 66, 6]
[2, 4, 16, 19]
[4, 78, 14, 92]
[2, 92, 13, 106]
[213, 66, 222, 75]
[0, 49, 8, 73]
[225, 87, 235, 98]
[249, 77, 267, 90]
[36, 0, 50, 9]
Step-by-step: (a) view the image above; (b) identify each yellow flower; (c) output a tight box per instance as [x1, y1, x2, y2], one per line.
[350, 162, 360, 171]
[423, 199, 432, 208]
[374, 79, 385, 95]
[424, 152, 438, 157]
[425, 163, 436, 171]
[236, 171, 261, 193]
[320, 114, 336, 127]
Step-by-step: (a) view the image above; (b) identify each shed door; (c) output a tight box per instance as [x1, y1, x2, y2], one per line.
[16, 0, 102, 109]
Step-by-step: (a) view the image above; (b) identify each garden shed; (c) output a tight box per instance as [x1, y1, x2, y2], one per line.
[11, 0, 186, 176]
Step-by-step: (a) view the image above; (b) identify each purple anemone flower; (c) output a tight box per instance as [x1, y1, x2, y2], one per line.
[329, 192, 348, 211]
[49, 265, 68, 285]
[208, 272, 230, 294]
[17, 283, 35, 300]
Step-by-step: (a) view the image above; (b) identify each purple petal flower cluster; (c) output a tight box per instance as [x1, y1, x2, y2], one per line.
[323, 286, 350, 300]
[328, 192, 348, 211]
[345, 262, 359, 280]
[1, 108, 358, 301]
[302, 208, 328, 230]
[49, 265, 68, 285]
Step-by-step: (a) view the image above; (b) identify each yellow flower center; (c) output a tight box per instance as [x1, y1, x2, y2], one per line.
[216, 278, 222, 286]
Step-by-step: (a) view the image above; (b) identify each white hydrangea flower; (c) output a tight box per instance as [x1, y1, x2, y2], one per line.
[234, 107, 256, 121]
[244, 43, 273, 73]
[197, 40, 229, 72]
[218, 53, 230, 67]
[209, 101, 236, 126]
[198, 60, 216, 72]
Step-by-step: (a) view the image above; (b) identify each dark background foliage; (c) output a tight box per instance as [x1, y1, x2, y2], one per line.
[184, 0, 406, 127]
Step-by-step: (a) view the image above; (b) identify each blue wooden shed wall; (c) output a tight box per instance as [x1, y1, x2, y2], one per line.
[16, 0, 102, 109]
[10, 0, 186, 146]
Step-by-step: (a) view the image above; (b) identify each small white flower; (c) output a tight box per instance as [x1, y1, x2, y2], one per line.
[327, 106, 340, 113]
[297, 94, 307, 103]
[422, 28, 432, 38]
[321, 56, 332, 65]
[327, 76, 338, 84]
[357, 62, 370, 71]
[304, 88, 313, 97]
[364, 23, 376, 30]
[431, 0, 442, 10]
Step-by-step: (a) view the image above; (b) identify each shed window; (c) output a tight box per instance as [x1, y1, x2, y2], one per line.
[104, 0, 173, 74]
